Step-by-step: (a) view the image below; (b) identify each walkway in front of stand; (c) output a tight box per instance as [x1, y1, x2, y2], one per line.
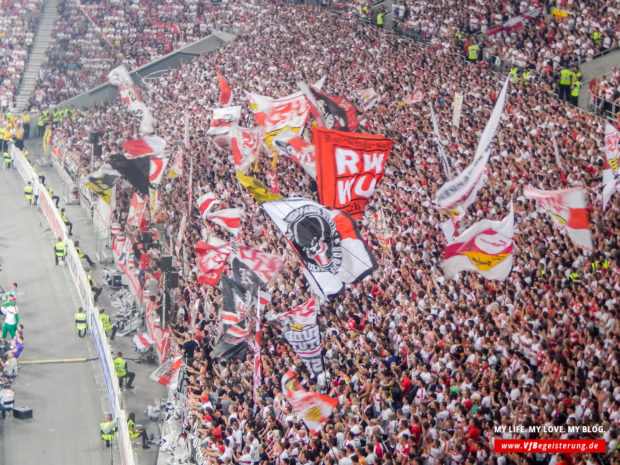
[19, 138, 168, 463]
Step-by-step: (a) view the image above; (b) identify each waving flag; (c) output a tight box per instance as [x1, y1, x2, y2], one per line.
[603, 122, 619, 209]
[236, 170, 284, 203]
[272, 130, 317, 178]
[196, 192, 220, 218]
[127, 192, 146, 228]
[355, 88, 379, 111]
[247, 91, 310, 151]
[551, 130, 567, 183]
[168, 149, 183, 178]
[205, 208, 244, 236]
[217, 73, 233, 106]
[436, 79, 509, 211]
[430, 103, 451, 179]
[84, 165, 121, 204]
[405, 90, 424, 105]
[133, 332, 154, 350]
[150, 356, 183, 387]
[195, 239, 232, 285]
[219, 275, 252, 346]
[524, 186, 593, 250]
[281, 371, 337, 432]
[301, 83, 358, 131]
[443, 205, 514, 280]
[108, 64, 154, 135]
[148, 187, 160, 218]
[274, 297, 318, 327]
[206, 106, 242, 147]
[257, 290, 271, 311]
[313, 126, 393, 219]
[231, 126, 262, 172]
[261, 197, 377, 297]
[122, 135, 166, 158]
[149, 156, 169, 185]
[230, 243, 284, 293]
[284, 321, 323, 374]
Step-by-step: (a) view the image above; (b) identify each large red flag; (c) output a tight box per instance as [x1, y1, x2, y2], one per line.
[217, 73, 232, 106]
[313, 127, 393, 219]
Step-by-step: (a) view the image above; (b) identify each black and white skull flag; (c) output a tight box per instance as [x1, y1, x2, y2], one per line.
[261, 197, 377, 297]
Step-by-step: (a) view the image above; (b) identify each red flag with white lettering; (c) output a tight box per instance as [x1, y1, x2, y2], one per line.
[313, 127, 393, 219]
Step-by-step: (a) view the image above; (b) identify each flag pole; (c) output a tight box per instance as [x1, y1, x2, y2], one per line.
[187, 156, 193, 218]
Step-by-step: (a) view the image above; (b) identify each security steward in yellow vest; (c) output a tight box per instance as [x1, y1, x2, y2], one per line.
[24, 182, 34, 205]
[510, 67, 519, 84]
[559, 68, 573, 101]
[3, 150, 11, 170]
[376, 10, 384, 27]
[100, 308, 117, 339]
[114, 352, 135, 389]
[22, 114, 30, 138]
[468, 44, 479, 62]
[100, 414, 117, 447]
[75, 240, 96, 267]
[522, 69, 532, 87]
[54, 238, 67, 265]
[87, 271, 102, 302]
[127, 412, 150, 449]
[60, 208, 73, 235]
[75, 307, 87, 337]
[47, 185, 60, 208]
[571, 77, 581, 106]
[1, 128, 11, 154]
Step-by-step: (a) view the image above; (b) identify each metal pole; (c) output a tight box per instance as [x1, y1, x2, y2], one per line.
[162, 272, 166, 331]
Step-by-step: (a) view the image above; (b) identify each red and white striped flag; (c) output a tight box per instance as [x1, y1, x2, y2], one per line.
[205, 208, 243, 236]
[122, 135, 166, 158]
[133, 332, 154, 350]
[226, 324, 250, 339]
[196, 192, 220, 218]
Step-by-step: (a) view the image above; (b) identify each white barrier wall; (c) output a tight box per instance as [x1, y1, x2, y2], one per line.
[11, 144, 136, 465]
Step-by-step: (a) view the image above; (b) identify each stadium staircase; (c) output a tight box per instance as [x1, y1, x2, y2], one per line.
[577, 48, 620, 110]
[14, 0, 60, 112]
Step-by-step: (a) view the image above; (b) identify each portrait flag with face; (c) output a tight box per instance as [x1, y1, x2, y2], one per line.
[260, 197, 376, 297]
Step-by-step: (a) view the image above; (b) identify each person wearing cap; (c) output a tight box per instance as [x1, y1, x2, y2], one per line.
[127, 412, 150, 449]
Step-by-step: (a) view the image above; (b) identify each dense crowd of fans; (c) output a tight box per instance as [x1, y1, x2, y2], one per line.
[0, 0, 42, 113]
[384, 0, 619, 72]
[40, 1, 620, 465]
[589, 67, 620, 118]
[25, 0, 118, 112]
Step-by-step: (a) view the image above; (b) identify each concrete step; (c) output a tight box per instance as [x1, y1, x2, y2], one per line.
[15, 0, 62, 108]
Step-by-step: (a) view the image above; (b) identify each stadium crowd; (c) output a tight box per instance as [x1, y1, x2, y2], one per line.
[39, 1, 620, 465]
[0, 0, 42, 113]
